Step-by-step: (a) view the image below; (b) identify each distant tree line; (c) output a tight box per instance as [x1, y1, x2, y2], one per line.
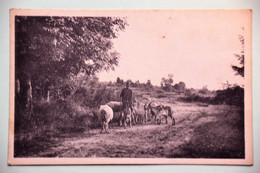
[115, 77, 154, 89]
[116, 74, 186, 93]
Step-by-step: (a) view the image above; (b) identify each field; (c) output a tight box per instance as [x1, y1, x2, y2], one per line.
[14, 87, 245, 158]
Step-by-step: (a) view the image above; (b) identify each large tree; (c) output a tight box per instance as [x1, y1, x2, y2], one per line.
[15, 16, 127, 100]
[15, 16, 127, 117]
[161, 74, 174, 91]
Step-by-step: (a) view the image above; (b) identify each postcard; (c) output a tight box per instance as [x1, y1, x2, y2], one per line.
[8, 9, 252, 165]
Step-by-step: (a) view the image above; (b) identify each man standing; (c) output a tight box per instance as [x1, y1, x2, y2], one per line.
[120, 82, 132, 109]
[120, 82, 133, 127]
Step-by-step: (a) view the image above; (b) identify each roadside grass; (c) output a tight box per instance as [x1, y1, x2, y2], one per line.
[14, 99, 95, 157]
[170, 106, 244, 158]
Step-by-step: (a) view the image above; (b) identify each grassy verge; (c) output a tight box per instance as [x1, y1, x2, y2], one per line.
[14, 99, 96, 157]
[171, 106, 244, 158]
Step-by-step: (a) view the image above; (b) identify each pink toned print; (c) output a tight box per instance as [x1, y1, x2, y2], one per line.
[9, 9, 252, 165]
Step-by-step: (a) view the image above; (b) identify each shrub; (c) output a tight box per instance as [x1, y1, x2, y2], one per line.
[179, 86, 244, 107]
[213, 86, 244, 107]
[173, 82, 186, 93]
[15, 76, 121, 145]
[178, 94, 213, 103]
[199, 86, 209, 95]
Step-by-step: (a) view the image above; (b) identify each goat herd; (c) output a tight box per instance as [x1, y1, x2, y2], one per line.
[96, 101, 176, 133]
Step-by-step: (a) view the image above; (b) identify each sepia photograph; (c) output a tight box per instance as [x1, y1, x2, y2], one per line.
[8, 9, 252, 165]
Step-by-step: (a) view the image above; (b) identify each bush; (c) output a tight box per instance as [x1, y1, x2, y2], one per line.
[14, 99, 97, 157]
[15, 76, 120, 145]
[179, 86, 244, 107]
[173, 82, 186, 93]
[213, 86, 244, 107]
[178, 94, 213, 103]
[198, 86, 209, 95]
[14, 74, 125, 156]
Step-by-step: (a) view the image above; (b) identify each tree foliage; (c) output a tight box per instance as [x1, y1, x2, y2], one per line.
[161, 74, 174, 91]
[232, 33, 244, 77]
[116, 77, 124, 85]
[15, 16, 127, 99]
[173, 81, 186, 92]
[199, 85, 209, 95]
[146, 80, 153, 88]
[214, 85, 244, 107]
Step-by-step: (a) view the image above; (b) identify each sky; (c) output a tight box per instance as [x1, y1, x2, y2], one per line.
[98, 10, 251, 90]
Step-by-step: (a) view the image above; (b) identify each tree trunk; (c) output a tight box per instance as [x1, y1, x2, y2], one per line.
[26, 79, 33, 113]
[46, 90, 50, 103]
[15, 72, 33, 132]
[17, 72, 33, 117]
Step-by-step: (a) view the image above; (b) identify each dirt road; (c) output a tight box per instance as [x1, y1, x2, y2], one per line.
[34, 103, 240, 158]
[37, 123, 186, 158]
